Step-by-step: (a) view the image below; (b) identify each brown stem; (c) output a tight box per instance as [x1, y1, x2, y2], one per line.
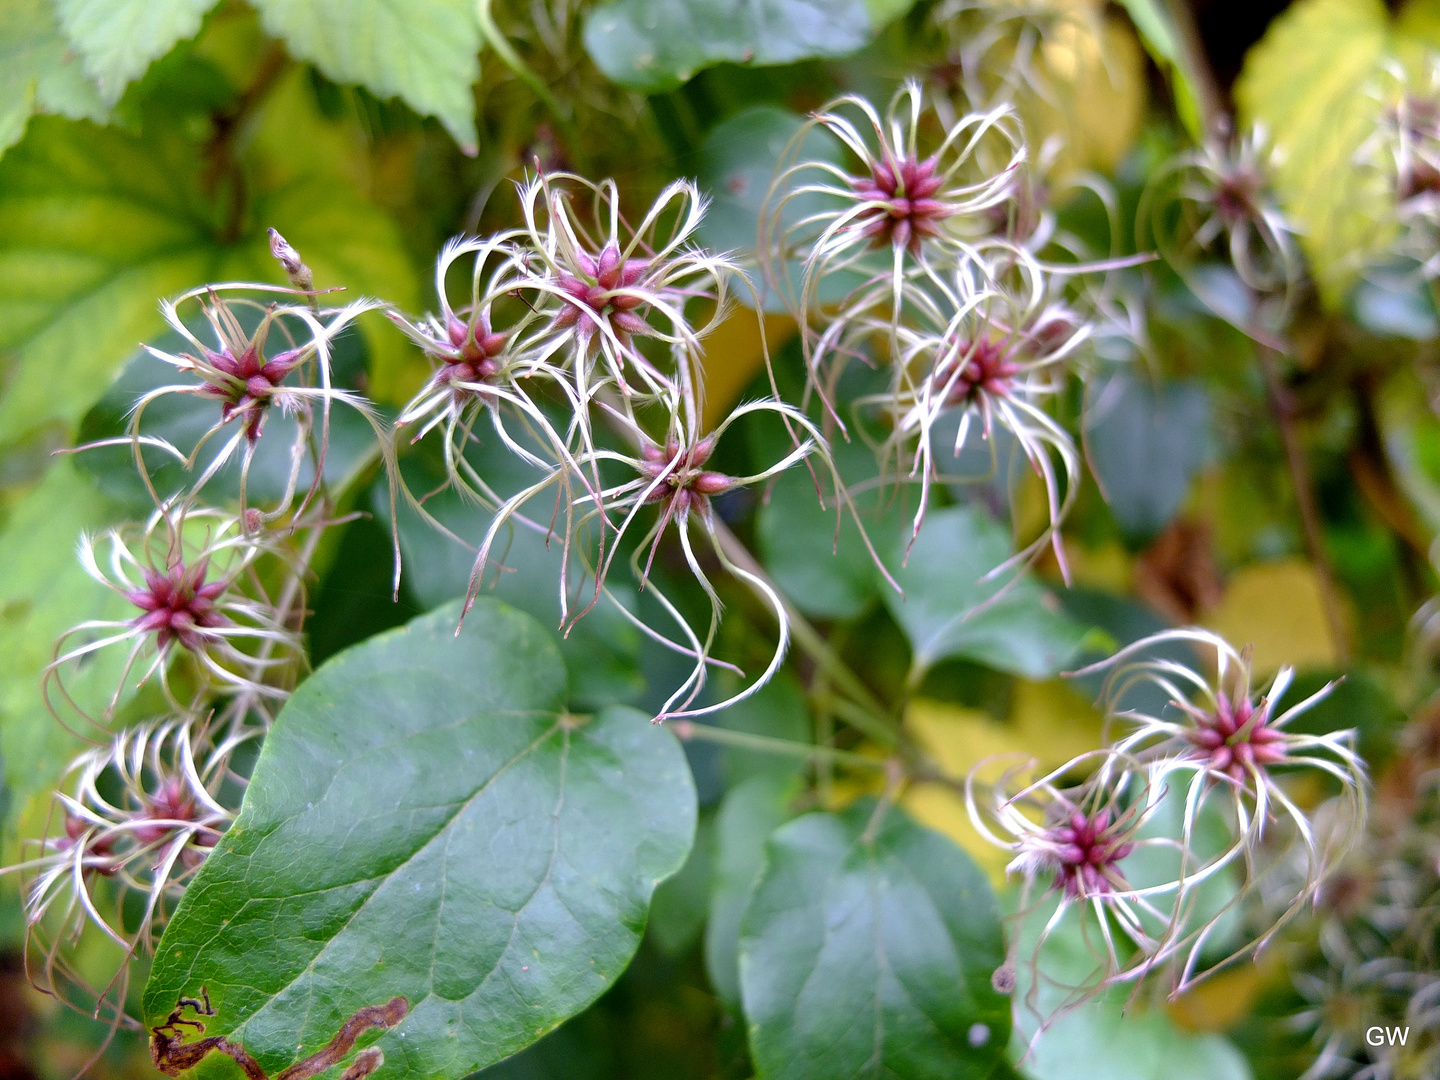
[1256, 345, 1352, 661]
[1163, 0, 1227, 135]
[204, 42, 289, 243]
[1349, 375, 1431, 565]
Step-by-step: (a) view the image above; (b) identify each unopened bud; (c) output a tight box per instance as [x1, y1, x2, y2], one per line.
[268, 228, 314, 294]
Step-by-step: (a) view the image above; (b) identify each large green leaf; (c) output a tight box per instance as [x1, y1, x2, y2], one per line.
[756, 451, 887, 621]
[382, 461, 645, 711]
[0, 0, 107, 155]
[583, 0, 900, 94]
[0, 114, 418, 446]
[1113, 0, 1201, 138]
[53, 0, 217, 105]
[144, 600, 695, 1080]
[738, 799, 1011, 1079]
[251, 0, 481, 152]
[0, 460, 133, 841]
[705, 773, 795, 1009]
[885, 506, 1089, 678]
[695, 105, 850, 311]
[1013, 900, 1252, 1080]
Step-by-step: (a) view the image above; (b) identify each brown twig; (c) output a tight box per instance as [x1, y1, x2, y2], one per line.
[1255, 345, 1352, 661]
[204, 41, 290, 244]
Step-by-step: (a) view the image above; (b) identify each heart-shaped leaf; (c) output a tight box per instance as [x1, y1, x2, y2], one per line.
[738, 799, 1011, 1080]
[885, 505, 1089, 678]
[583, 0, 902, 94]
[1084, 371, 1210, 543]
[144, 599, 695, 1080]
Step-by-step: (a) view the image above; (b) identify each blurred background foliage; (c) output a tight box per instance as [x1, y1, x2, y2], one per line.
[2, 0, 1440, 1076]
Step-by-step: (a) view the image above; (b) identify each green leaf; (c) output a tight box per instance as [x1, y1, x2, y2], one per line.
[53, 0, 218, 105]
[695, 105, 861, 311]
[1349, 259, 1440, 338]
[583, 0, 876, 94]
[1113, 0, 1202, 139]
[885, 506, 1089, 678]
[250, 0, 481, 152]
[756, 449, 886, 621]
[648, 811, 715, 957]
[1234, 0, 1394, 306]
[738, 799, 1011, 1079]
[705, 773, 795, 1009]
[1273, 665, 1405, 769]
[1021, 989, 1252, 1080]
[382, 461, 645, 711]
[0, 0, 107, 156]
[144, 600, 696, 1080]
[1013, 902, 1253, 1080]
[0, 460, 132, 842]
[1084, 372, 1210, 544]
[0, 113, 418, 447]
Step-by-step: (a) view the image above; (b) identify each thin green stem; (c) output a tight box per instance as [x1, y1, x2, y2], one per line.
[709, 519, 899, 745]
[669, 720, 891, 771]
[476, 0, 583, 161]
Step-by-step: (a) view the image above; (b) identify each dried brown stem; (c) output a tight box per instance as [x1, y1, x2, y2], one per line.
[1256, 345, 1352, 661]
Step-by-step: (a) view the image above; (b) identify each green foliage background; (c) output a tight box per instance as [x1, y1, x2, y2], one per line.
[1, 0, 1438, 1078]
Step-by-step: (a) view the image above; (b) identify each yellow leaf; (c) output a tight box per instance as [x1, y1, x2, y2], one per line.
[1235, 0, 1396, 306]
[1166, 951, 1278, 1032]
[1029, 7, 1147, 178]
[1203, 559, 1341, 673]
[697, 307, 796, 431]
[1011, 678, 1106, 764]
[902, 687, 1105, 886]
[1055, 536, 1133, 593]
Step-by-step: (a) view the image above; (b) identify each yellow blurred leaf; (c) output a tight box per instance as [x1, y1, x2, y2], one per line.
[1203, 559, 1340, 673]
[1234, 0, 1405, 306]
[1011, 678, 1106, 763]
[698, 307, 795, 431]
[1166, 952, 1277, 1032]
[902, 687, 1104, 886]
[1016, 0, 1146, 180]
[1056, 536, 1133, 593]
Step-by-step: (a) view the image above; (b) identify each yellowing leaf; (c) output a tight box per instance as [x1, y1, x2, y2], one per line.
[1027, 6, 1146, 178]
[1234, 0, 1396, 306]
[1166, 954, 1273, 1033]
[697, 307, 795, 431]
[1011, 678, 1106, 764]
[1203, 559, 1340, 673]
[902, 690, 1104, 886]
[1057, 537, 1133, 593]
[904, 702, 1027, 884]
